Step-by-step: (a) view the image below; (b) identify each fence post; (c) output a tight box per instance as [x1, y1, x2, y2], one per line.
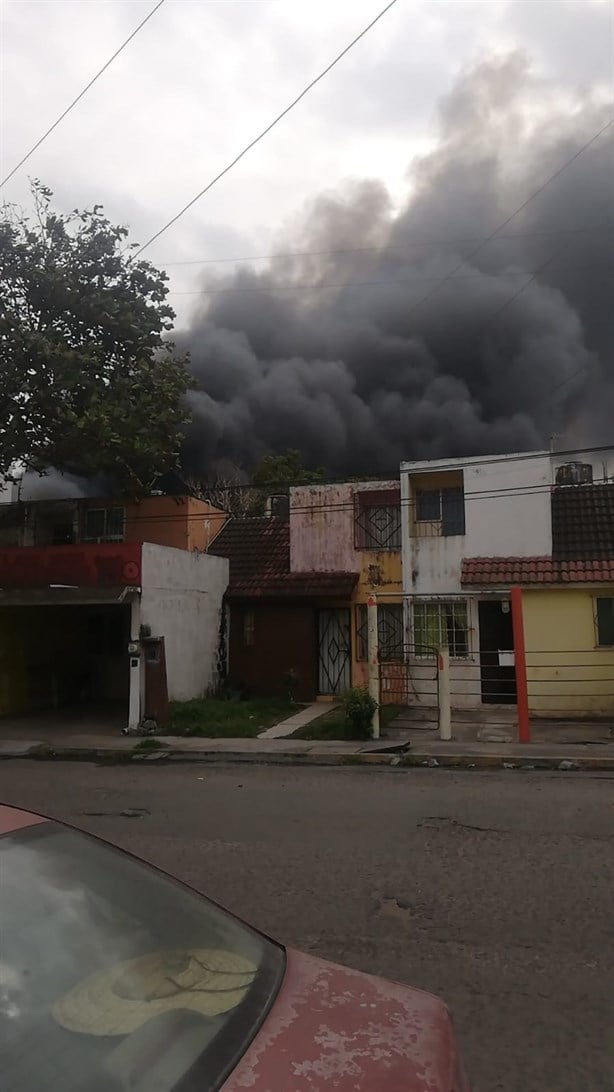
[367, 594, 380, 738]
[438, 646, 451, 741]
[510, 586, 530, 743]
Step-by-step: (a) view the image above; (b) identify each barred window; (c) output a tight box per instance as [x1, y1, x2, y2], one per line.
[415, 487, 465, 536]
[82, 507, 125, 543]
[413, 600, 469, 657]
[356, 603, 404, 662]
[354, 490, 401, 549]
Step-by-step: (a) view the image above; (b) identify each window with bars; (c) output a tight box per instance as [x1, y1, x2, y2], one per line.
[413, 600, 469, 657]
[595, 598, 614, 646]
[82, 507, 125, 543]
[354, 490, 401, 550]
[356, 603, 404, 662]
[242, 608, 255, 648]
[415, 486, 465, 536]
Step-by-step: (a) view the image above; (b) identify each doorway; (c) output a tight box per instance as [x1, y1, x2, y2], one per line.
[317, 609, 351, 695]
[478, 600, 516, 704]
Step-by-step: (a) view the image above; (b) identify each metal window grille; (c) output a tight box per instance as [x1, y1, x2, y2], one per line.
[413, 599, 469, 657]
[356, 603, 404, 661]
[83, 507, 125, 543]
[355, 504, 401, 549]
[414, 487, 465, 536]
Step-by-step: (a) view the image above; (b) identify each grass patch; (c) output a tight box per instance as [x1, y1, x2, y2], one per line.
[292, 704, 405, 741]
[133, 737, 165, 751]
[165, 697, 298, 738]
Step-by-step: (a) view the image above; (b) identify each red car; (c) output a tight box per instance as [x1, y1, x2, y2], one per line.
[0, 803, 470, 1091]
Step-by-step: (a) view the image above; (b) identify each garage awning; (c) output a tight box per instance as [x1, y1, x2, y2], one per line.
[0, 586, 139, 606]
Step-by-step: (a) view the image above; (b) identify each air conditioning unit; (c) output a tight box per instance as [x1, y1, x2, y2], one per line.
[555, 462, 593, 486]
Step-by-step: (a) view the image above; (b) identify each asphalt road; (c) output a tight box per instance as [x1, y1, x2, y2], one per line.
[1, 760, 612, 1092]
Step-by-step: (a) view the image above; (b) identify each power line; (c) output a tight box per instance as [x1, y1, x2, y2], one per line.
[167, 260, 613, 296]
[0, 0, 166, 189]
[14, 445, 614, 512]
[132, 0, 400, 258]
[158, 225, 614, 268]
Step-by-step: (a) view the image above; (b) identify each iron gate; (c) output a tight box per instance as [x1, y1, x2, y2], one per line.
[318, 609, 351, 695]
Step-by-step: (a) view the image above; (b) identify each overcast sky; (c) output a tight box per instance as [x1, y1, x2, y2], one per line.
[2, 0, 613, 322]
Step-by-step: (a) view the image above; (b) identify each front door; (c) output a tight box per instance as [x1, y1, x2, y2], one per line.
[478, 600, 516, 704]
[318, 609, 351, 695]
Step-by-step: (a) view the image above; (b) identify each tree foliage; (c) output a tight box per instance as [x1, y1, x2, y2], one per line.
[250, 449, 325, 491]
[0, 181, 190, 494]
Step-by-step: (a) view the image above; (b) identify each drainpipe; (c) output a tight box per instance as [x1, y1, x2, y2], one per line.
[510, 586, 530, 743]
[367, 594, 380, 738]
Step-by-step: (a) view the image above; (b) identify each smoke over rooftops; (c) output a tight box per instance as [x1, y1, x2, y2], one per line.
[176, 53, 613, 478]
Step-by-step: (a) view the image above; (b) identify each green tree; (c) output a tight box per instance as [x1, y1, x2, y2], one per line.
[251, 449, 325, 491]
[0, 181, 190, 494]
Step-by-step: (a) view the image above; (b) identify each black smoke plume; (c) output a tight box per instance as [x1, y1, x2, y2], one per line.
[177, 53, 613, 478]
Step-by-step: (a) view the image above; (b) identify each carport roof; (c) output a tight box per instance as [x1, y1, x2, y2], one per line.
[0, 586, 134, 606]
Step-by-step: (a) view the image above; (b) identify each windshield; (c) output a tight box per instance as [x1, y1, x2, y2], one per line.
[0, 823, 284, 1092]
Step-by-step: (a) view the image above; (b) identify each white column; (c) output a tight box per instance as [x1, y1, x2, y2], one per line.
[367, 594, 380, 738]
[438, 646, 451, 741]
[127, 594, 141, 733]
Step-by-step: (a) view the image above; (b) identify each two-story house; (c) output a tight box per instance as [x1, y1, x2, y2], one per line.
[400, 447, 614, 717]
[0, 486, 229, 728]
[210, 481, 403, 702]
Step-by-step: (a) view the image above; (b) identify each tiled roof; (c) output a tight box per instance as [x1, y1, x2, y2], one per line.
[209, 517, 357, 599]
[208, 517, 290, 585]
[552, 483, 614, 560]
[462, 556, 614, 586]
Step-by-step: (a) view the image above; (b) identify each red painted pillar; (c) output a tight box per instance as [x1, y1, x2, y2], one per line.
[510, 586, 530, 743]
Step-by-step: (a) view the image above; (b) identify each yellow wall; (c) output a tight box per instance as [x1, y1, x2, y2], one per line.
[351, 550, 402, 691]
[523, 588, 614, 716]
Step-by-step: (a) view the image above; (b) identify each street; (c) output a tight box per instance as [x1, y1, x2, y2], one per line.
[1, 761, 612, 1091]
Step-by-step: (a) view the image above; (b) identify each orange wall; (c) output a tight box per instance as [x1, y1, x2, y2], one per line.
[82, 496, 228, 552]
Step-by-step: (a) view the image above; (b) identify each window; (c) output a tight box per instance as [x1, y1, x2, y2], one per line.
[415, 487, 465, 536]
[82, 506, 125, 543]
[596, 598, 614, 646]
[413, 600, 469, 657]
[242, 608, 255, 648]
[356, 603, 404, 661]
[354, 490, 401, 549]
[1, 824, 283, 1092]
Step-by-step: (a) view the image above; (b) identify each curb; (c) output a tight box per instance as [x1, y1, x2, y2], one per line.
[1, 743, 613, 772]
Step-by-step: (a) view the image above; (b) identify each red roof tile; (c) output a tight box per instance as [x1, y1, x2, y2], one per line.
[209, 517, 357, 599]
[461, 556, 614, 585]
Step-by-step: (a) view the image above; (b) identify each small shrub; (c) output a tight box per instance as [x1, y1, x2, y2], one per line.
[342, 686, 378, 739]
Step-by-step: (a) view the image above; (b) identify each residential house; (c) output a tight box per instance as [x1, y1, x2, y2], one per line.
[400, 447, 614, 716]
[290, 482, 403, 700]
[208, 516, 357, 701]
[0, 489, 229, 726]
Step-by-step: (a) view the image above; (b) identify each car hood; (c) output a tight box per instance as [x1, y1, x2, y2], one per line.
[222, 949, 461, 1091]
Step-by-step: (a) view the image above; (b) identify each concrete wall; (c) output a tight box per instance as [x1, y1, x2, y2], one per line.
[123, 496, 227, 552]
[401, 452, 553, 599]
[228, 601, 317, 701]
[523, 588, 614, 716]
[140, 543, 229, 701]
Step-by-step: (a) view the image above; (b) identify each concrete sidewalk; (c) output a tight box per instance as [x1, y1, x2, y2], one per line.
[0, 730, 613, 770]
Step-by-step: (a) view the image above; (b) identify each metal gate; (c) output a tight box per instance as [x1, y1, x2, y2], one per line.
[378, 643, 439, 720]
[318, 609, 351, 695]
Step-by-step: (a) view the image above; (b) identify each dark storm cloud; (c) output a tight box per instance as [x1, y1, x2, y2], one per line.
[177, 53, 613, 477]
